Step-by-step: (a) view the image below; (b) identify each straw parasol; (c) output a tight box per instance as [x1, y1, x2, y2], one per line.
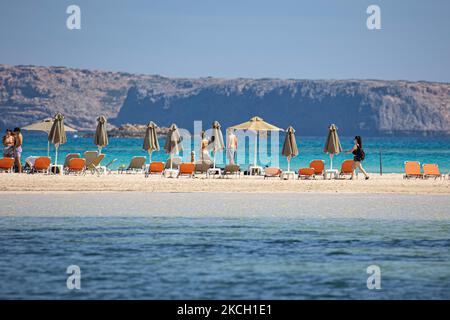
[164, 123, 183, 170]
[143, 121, 160, 164]
[229, 116, 283, 167]
[22, 118, 76, 157]
[94, 116, 109, 154]
[48, 113, 67, 166]
[210, 121, 225, 169]
[324, 124, 343, 170]
[282, 126, 299, 172]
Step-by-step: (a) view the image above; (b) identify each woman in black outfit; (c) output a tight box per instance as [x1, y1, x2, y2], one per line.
[347, 136, 369, 180]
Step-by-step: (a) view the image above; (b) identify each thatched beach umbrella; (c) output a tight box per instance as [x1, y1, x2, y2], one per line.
[282, 126, 299, 172]
[48, 113, 67, 166]
[164, 123, 183, 170]
[143, 121, 160, 164]
[210, 121, 225, 169]
[229, 116, 283, 167]
[22, 118, 76, 157]
[94, 116, 109, 154]
[324, 124, 343, 170]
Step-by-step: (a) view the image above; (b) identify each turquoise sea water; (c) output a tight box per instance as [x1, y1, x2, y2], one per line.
[19, 133, 450, 173]
[0, 193, 449, 300]
[1, 216, 449, 299]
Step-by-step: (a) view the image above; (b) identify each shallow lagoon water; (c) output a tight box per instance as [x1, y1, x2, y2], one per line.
[0, 193, 449, 299]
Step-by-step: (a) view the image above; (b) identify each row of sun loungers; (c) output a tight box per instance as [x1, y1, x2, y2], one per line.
[0, 151, 117, 175]
[403, 161, 444, 179]
[0, 155, 447, 180]
[144, 160, 241, 178]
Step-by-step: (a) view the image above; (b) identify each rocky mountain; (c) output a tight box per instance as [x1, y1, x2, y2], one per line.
[1, 64, 449, 136]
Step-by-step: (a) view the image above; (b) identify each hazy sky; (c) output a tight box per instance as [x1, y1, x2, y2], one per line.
[1, 0, 449, 82]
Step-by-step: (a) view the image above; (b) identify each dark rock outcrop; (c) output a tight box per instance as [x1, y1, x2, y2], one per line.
[1, 64, 449, 136]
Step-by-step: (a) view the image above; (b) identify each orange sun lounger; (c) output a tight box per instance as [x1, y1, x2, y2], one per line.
[264, 167, 282, 179]
[403, 161, 423, 179]
[310, 160, 325, 177]
[339, 160, 354, 179]
[298, 167, 315, 179]
[145, 161, 165, 178]
[298, 159, 326, 179]
[0, 158, 15, 173]
[422, 163, 443, 180]
[66, 158, 86, 175]
[178, 163, 195, 178]
[33, 157, 51, 173]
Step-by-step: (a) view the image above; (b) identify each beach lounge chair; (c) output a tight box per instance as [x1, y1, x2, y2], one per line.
[0, 158, 15, 173]
[194, 161, 212, 176]
[96, 158, 117, 175]
[23, 156, 38, 173]
[178, 163, 195, 178]
[125, 156, 146, 173]
[165, 157, 182, 170]
[63, 153, 80, 169]
[310, 160, 325, 178]
[83, 151, 98, 168]
[86, 154, 105, 175]
[339, 160, 354, 179]
[145, 161, 165, 178]
[33, 157, 51, 174]
[298, 168, 315, 179]
[66, 158, 86, 175]
[264, 167, 282, 179]
[223, 164, 240, 178]
[403, 161, 422, 179]
[422, 164, 444, 180]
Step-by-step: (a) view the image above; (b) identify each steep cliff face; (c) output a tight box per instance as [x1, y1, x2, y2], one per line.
[1, 64, 449, 136]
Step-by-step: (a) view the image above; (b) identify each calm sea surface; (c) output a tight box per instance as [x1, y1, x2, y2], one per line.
[0, 193, 449, 300]
[19, 133, 450, 173]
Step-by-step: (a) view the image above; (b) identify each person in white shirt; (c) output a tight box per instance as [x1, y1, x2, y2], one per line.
[226, 129, 238, 165]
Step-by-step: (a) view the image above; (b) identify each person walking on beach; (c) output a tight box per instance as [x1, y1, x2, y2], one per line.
[226, 129, 238, 164]
[347, 135, 369, 180]
[2, 129, 15, 158]
[13, 127, 23, 173]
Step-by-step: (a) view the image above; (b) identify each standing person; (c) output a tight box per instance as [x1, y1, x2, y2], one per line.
[347, 135, 369, 180]
[13, 127, 23, 173]
[200, 131, 212, 163]
[2, 129, 15, 158]
[226, 129, 238, 164]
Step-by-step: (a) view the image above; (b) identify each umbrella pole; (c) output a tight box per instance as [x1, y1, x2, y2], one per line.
[149, 150, 152, 164]
[47, 141, 50, 158]
[213, 151, 216, 169]
[330, 154, 333, 170]
[170, 153, 173, 170]
[98, 147, 102, 155]
[287, 156, 291, 172]
[55, 144, 59, 166]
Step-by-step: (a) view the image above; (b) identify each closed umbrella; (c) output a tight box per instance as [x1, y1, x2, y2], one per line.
[48, 113, 67, 166]
[282, 126, 299, 172]
[164, 123, 183, 170]
[94, 116, 109, 154]
[324, 124, 343, 170]
[143, 121, 160, 164]
[22, 118, 76, 157]
[210, 121, 225, 169]
[229, 116, 283, 167]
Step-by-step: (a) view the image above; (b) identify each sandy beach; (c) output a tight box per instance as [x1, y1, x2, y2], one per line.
[0, 173, 448, 194]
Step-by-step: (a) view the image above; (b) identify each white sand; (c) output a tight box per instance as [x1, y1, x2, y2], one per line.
[0, 173, 448, 194]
